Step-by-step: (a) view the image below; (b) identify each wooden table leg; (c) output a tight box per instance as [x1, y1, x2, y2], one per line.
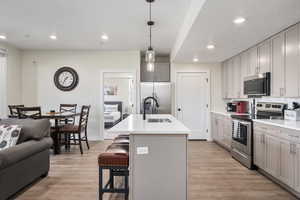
[53, 119, 61, 155]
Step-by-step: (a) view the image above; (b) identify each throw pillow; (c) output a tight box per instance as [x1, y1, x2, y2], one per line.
[0, 124, 21, 150]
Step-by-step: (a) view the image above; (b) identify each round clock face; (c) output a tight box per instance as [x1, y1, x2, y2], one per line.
[54, 67, 79, 91]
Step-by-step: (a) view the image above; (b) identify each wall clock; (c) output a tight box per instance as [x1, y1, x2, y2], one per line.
[54, 67, 79, 91]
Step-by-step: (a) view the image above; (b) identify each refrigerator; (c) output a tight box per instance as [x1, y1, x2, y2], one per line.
[140, 82, 172, 114]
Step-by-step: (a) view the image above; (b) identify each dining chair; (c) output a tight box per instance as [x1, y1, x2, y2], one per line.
[17, 106, 42, 119]
[60, 105, 91, 154]
[8, 105, 24, 118]
[59, 104, 77, 124]
[59, 104, 77, 150]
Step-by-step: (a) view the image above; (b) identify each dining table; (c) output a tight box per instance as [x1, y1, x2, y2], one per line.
[42, 111, 80, 155]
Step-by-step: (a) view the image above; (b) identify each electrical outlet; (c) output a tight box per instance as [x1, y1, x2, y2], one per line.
[136, 146, 149, 155]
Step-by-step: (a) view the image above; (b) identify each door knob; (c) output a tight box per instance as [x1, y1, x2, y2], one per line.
[177, 108, 181, 111]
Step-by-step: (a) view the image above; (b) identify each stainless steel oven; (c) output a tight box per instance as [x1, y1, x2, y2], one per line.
[231, 119, 253, 169]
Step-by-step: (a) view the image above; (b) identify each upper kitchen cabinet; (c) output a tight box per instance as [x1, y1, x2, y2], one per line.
[232, 55, 241, 98]
[271, 32, 285, 97]
[240, 51, 249, 98]
[285, 24, 299, 97]
[221, 61, 228, 99]
[227, 58, 234, 98]
[248, 46, 258, 76]
[141, 56, 170, 82]
[258, 40, 271, 73]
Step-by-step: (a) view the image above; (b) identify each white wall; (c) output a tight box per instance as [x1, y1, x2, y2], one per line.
[0, 42, 22, 106]
[21, 50, 140, 140]
[171, 62, 224, 114]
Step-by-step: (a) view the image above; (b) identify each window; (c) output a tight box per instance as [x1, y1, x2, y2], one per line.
[0, 49, 7, 118]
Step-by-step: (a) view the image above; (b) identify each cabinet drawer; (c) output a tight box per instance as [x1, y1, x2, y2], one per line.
[254, 123, 281, 135]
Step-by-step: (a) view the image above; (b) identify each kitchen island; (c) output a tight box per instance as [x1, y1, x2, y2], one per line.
[108, 114, 190, 200]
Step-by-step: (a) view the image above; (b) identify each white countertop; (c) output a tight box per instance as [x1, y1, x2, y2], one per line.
[253, 119, 300, 131]
[211, 111, 249, 116]
[107, 114, 190, 135]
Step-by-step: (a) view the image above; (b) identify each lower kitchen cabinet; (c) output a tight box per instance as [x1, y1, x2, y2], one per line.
[279, 139, 294, 187]
[254, 122, 300, 196]
[211, 113, 232, 150]
[265, 134, 280, 177]
[253, 129, 266, 169]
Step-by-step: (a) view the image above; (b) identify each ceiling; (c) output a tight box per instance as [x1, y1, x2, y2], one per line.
[1, 0, 300, 63]
[0, 0, 190, 53]
[172, 0, 300, 63]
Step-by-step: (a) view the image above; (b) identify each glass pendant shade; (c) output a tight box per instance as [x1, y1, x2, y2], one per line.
[145, 49, 155, 63]
[146, 62, 155, 72]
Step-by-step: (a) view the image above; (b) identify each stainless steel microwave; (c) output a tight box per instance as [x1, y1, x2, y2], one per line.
[244, 72, 271, 96]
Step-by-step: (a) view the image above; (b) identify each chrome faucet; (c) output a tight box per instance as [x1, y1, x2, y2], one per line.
[143, 96, 160, 120]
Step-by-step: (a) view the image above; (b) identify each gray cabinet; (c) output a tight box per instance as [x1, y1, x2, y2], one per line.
[211, 113, 232, 150]
[248, 46, 258, 76]
[279, 139, 294, 187]
[233, 55, 241, 98]
[227, 58, 234, 98]
[285, 24, 299, 97]
[271, 32, 285, 97]
[265, 134, 280, 177]
[240, 52, 249, 98]
[221, 62, 228, 99]
[253, 129, 266, 169]
[141, 56, 170, 82]
[258, 40, 271, 73]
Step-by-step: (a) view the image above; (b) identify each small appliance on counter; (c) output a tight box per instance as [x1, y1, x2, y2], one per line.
[285, 102, 300, 121]
[226, 101, 248, 113]
[236, 101, 248, 113]
[226, 102, 237, 112]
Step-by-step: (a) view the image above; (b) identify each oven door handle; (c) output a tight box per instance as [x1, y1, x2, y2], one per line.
[238, 121, 252, 126]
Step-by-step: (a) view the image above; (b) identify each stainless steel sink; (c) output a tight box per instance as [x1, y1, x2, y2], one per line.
[147, 118, 172, 123]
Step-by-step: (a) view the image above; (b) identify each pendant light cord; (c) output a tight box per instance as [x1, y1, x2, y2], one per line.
[149, 2, 153, 49]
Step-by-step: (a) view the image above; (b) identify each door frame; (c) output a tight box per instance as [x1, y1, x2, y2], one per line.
[174, 70, 211, 140]
[100, 70, 139, 140]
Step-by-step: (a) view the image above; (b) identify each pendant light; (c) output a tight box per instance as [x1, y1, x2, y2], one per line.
[145, 0, 155, 72]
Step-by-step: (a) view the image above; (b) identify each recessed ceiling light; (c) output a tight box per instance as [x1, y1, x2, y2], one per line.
[0, 35, 7, 40]
[49, 35, 57, 40]
[101, 34, 109, 41]
[233, 17, 246, 24]
[193, 58, 199, 62]
[207, 45, 215, 50]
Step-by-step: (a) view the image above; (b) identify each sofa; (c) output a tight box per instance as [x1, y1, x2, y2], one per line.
[0, 118, 53, 200]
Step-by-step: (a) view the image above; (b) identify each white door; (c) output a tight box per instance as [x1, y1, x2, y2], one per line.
[176, 72, 209, 140]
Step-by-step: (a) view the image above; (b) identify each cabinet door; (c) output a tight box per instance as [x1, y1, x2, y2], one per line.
[272, 33, 285, 97]
[224, 117, 232, 149]
[279, 139, 294, 187]
[265, 134, 280, 177]
[294, 144, 300, 192]
[285, 24, 299, 97]
[211, 114, 218, 141]
[217, 117, 224, 143]
[240, 52, 248, 98]
[227, 59, 234, 98]
[233, 55, 241, 98]
[221, 62, 228, 99]
[253, 130, 266, 169]
[248, 46, 258, 76]
[258, 40, 271, 73]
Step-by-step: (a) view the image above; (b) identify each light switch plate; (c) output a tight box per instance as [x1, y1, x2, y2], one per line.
[136, 146, 149, 155]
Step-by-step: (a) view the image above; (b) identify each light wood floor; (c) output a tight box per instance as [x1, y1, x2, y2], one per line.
[17, 141, 297, 200]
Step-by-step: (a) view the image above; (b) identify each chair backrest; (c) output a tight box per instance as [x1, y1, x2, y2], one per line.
[79, 105, 91, 131]
[8, 105, 25, 117]
[60, 104, 77, 124]
[17, 106, 42, 119]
